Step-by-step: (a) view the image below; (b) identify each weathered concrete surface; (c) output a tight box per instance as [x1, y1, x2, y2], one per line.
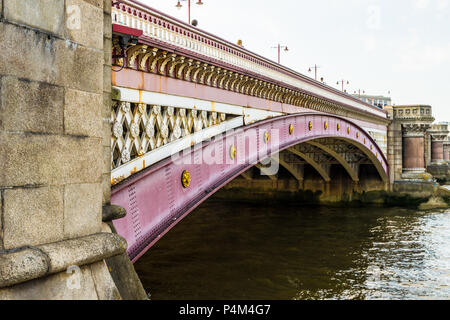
[0, 249, 48, 288]
[105, 252, 148, 300]
[3, 186, 64, 249]
[66, 0, 104, 49]
[0, 233, 126, 289]
[89, 260, 122, 300]
[102, 222, 147, 300]
[392, 181, 436, 199]
[427, 164, 450, 183]
[0, 133, 103, 188]
[0, 262, 120, 300]
[4, 0, 65, 36]
[0, 265, 98, 300]
[0, 23, 103, 93]
[419, 196, 448, 210]
[0, 76, 64, 134]
[64, 184, 102, 239]
[64, 88, 103, 138]
[39, 233, 127, 274]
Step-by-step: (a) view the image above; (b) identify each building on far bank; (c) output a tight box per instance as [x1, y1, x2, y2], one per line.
[352, 94, 392, 109]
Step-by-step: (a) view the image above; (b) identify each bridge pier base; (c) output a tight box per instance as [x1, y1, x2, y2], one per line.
[0, 0, 145, 299]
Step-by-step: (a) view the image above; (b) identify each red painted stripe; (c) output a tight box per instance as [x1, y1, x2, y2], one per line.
[112, 24, 143, 37]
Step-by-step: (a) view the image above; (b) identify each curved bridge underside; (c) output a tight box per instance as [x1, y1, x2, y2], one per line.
[111, 113, 388, 262]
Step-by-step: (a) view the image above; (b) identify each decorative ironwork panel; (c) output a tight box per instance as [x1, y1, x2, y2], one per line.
[111, 101, 229, 169]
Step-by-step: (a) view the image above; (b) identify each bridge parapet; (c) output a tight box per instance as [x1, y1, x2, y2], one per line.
[111, 0, 387, 121]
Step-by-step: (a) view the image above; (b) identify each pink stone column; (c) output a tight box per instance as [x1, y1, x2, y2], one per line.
[444, 143, 450, 162]
[403, 136, 425, 171]
[431, 140, 444, 163]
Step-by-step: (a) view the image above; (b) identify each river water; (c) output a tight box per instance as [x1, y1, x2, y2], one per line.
[134, 200, 450, 300]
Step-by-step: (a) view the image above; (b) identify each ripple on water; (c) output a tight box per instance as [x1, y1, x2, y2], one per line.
[134, 204, 450, 300]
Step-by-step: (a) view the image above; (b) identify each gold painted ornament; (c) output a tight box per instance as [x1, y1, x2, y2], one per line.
[230, 145, 237, 160]
[324, 122, 328, 130]
[289, 124, 294, 135]
[309, 121, 313, 131]
[337, 123, 341, 131]
[264, 131, 270, 144]
[181, 170, 191, 188]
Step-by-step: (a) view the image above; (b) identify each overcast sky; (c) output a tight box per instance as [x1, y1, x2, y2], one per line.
[140, 0, 450, 122]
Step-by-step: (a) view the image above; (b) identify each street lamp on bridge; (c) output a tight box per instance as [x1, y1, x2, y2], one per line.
[308, 64, 321, 81]
[176, 0, 205, 25]
[271, 44, 289, 64]
[337, 79, 350, 93]
[354, 89, 366, 98]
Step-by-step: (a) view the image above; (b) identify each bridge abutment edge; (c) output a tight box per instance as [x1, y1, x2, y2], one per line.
[0, 0, 145, 299]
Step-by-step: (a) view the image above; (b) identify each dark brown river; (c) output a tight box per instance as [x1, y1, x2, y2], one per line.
[134, 200, 450, 300]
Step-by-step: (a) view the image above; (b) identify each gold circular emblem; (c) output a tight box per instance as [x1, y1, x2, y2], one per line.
[364, 138, 367, 144]
[230, 145, 237, 160]
[181, 170, 191, 188]
[356, 132, 359, 138]
[324, 122, 328, 130]
[337, 124, 341, 131]
[264, 131, 270, 144]
[309, 121, 313, 131]
[347, 127, 351, 134]
[289, 124, 294, 135]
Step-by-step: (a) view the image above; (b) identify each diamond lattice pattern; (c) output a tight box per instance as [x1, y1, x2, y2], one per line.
[111, 101, 229, 169]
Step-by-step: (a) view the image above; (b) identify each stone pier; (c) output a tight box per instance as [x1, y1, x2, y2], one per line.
[0, 0, 144, 300]
[444, 141, 450, 163]
[429, 123, 449, 164]
[385, 105, 434, 180]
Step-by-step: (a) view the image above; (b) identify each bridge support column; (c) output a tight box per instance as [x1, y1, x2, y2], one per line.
[385, 105, 435, 181]
[0, 0, 144, 299]
[444, 142, 450, 163]
[402, 134, 427, 173]
[428, 124, 449, 165]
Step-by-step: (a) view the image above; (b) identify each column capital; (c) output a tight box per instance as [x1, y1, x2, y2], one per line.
[402, 123, 432, 137]
[428, 123, 449, 142]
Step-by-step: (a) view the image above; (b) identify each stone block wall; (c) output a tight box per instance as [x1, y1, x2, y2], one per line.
[0, 0, 124, 299]
[386, 113, 403, 182]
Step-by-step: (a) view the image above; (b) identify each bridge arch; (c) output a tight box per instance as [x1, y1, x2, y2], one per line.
[111, 113, 388, 262]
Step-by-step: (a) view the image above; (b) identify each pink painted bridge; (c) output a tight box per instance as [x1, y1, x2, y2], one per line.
[109, 1, 391, 262]
[112, 113, 388, 262]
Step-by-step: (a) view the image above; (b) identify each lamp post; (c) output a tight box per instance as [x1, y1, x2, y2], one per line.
[271, 44, 289, 64]
[337, 79, 350, 92]
[176, 0, 204, 25]
[308, 64, 321, 81]
[353, 89, 365, 98]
